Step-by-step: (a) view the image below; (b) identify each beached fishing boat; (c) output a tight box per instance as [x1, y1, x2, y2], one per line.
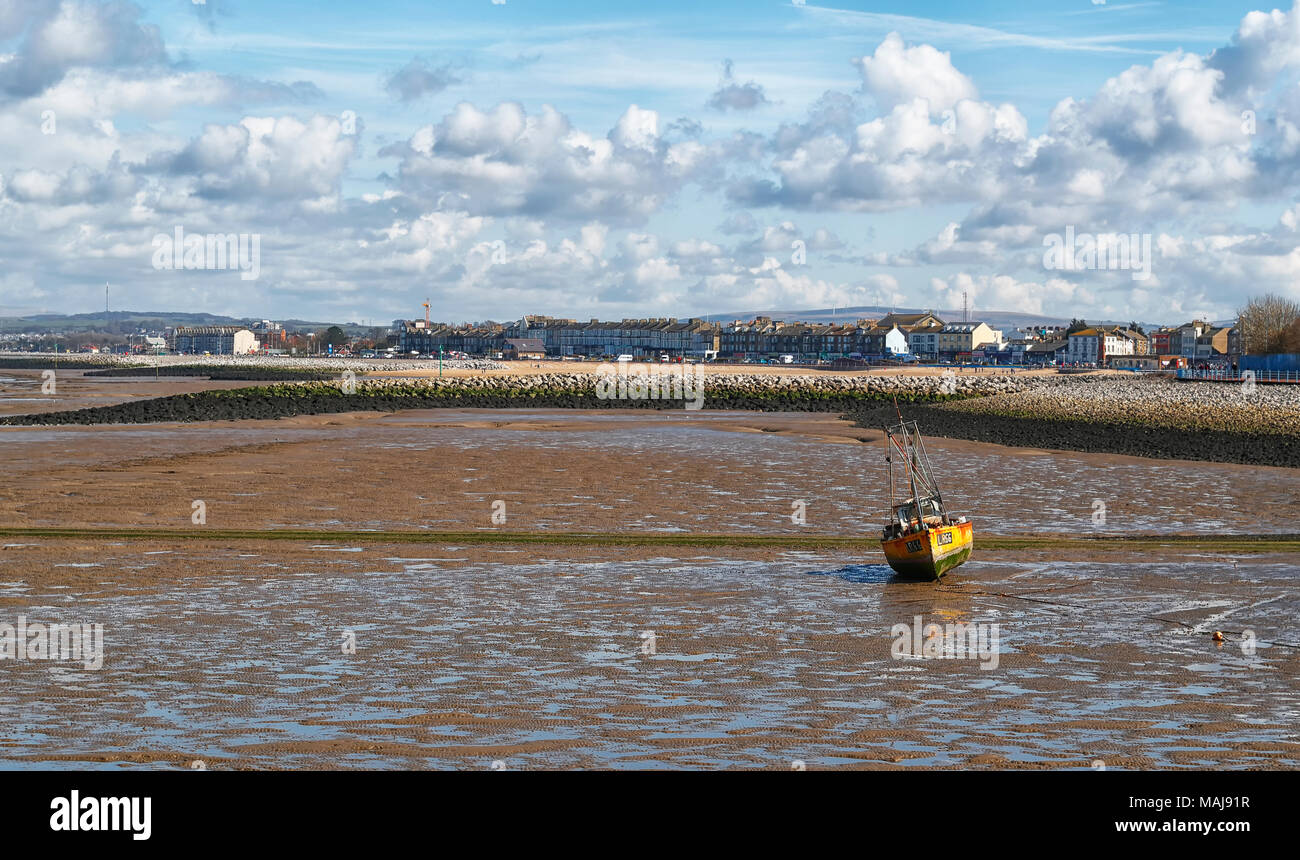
[880, 418, 973, 579]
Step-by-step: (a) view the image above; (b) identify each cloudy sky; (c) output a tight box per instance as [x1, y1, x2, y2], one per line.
[2, 0, 1298, 325]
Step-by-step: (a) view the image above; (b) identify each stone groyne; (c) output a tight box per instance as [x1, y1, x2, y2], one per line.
[3, 371, 1297, 466]
[0, 371, 1000, 425]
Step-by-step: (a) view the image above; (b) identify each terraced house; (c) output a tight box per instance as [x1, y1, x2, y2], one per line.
[1147, 328, 1173, 355]
[398, 321, 505, 354]
[395, 316, 721, 359]
[865, 312, 944, 357]
[540, 317, 720, 358]
[1147, 322, 1235, 362]
[765, 322, 821, 357]
[507, 316, 574, 354]
[907, 320, 945, 360]
[1171, 320, 1213, 357]
[1123, 328, 1149, 355]
[1194, 325, 1233, 362]
[720, 318, 880, 359]
[824, 321, 876, 357]
[720, 317, 785, 358]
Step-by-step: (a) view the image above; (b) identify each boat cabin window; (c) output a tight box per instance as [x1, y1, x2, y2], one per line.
[896, 499, 941, 527]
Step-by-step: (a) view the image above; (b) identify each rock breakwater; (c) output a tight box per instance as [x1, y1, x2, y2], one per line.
[3, 370, 1297, 466]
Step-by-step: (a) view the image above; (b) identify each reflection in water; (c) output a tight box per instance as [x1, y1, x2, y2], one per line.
[806, 564, 896, 584]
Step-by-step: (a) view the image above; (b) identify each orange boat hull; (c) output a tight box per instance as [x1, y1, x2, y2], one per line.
[881, 520, 973, 579]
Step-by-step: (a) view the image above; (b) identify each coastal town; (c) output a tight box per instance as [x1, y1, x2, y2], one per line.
[0, 310, 1270, 372]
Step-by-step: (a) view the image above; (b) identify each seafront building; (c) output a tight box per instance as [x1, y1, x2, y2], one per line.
[502, 338, 546, 360]
[1024, 339, 1069, 363]
[937, 322, 1004, 358]
[2, 306, 1249, 367]
[384, 311, 1243, 367]
[1066, 327, 1133, 364]
[398, 321, 505, 355]
[541, 317, 720, 357]
[171, 326, 260, 354]
[397, 317, 721, 359]
[393, 311, 1039, 362]
[907, 320, 944, 360]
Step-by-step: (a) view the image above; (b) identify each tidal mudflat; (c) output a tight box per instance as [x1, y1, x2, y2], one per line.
[1, 408, 1296, 769]
[1, 540, 1295, 770]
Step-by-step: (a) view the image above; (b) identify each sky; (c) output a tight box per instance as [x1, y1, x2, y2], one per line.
[1, 0, 1297, 326]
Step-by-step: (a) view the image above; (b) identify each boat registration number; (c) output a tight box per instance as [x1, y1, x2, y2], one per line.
[906, 539, 922, 553]
[937, 531, 953, 546]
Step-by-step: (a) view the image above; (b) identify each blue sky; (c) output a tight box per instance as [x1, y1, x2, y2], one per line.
[0, 1, 1296, 326]
[159, 1, 1238, 183]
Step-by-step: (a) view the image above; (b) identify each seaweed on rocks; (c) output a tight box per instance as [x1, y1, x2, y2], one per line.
[845, 402, 1300, 467]
[82, 365, 341, 381]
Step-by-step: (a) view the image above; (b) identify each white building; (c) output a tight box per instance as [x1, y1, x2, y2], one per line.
[884, 325, 909, 355]
[1066, 328, 1135, 364]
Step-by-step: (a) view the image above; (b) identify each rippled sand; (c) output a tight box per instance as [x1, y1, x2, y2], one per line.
[2, 541, 1296, 770]
[1, 407, 1297, 769]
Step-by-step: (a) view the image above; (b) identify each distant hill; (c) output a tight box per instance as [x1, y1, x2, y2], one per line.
[697, 305, 1164, 332]
[0, 311, 372, 334]
[2, 306, 1189, 336]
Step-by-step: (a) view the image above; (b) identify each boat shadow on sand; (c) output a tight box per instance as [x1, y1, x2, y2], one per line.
[806, 563, 971, 587]
[806, 564, 904, 584]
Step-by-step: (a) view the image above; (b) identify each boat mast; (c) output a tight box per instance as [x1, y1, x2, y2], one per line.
[886, 396, 941, 531]
[913, 427, 943, 516]
[904, 423, 922, 530]
[885, 427, 895, 517]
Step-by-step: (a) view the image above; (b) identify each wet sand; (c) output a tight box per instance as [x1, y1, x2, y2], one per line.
[8, 367, 1296, 468]
[1, 409, 1296, 536]
[2, 540, 1296, 770]
[1, 407, 1297, 769]
[0, 370, 258, 416]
